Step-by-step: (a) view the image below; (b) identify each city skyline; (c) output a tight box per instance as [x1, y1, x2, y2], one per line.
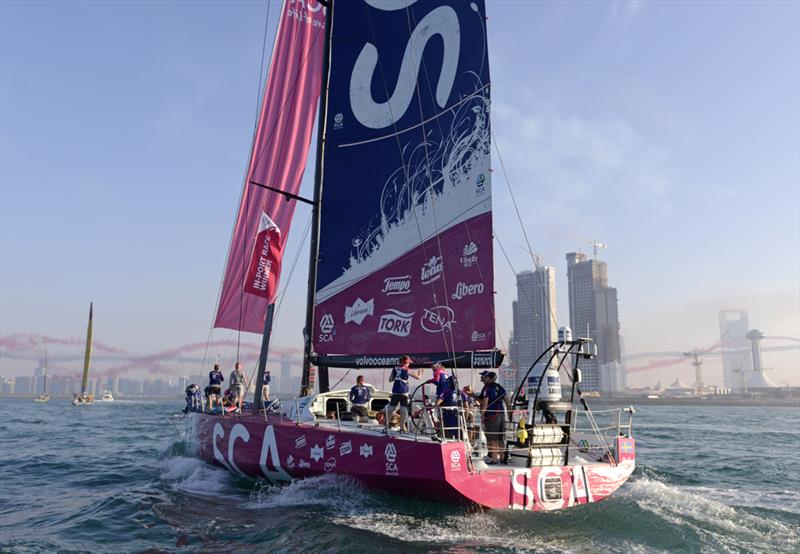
[2, 1, 798, 389]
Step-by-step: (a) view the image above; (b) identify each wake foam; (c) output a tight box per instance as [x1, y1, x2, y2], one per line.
[246, 474, 375, 511]
[622, 476, 799, 552]
[160, 456, 232, 496]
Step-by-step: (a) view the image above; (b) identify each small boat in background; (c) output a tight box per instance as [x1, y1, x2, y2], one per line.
[73, 303, 95, 406]
[34, 350, 50, 403]
[100, 390, 114, 402]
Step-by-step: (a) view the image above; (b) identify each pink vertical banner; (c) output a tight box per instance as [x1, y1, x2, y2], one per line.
[214, 0, 325, 333]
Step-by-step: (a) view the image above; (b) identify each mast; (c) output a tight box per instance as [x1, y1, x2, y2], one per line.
[80, 303, 93, 396]
[43, 349, 47, 394]
[301, 0, 333, 396]
[253, 302, 275, 410]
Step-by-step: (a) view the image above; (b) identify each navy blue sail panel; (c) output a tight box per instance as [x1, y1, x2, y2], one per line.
[314, 0, 493, 355]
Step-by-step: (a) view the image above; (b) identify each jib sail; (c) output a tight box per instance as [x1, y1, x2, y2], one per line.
[214, 0, 326, 333]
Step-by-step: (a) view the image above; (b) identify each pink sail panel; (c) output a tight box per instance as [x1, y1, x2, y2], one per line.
[214, 0, 325, 333]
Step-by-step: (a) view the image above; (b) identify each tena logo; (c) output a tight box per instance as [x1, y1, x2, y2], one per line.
[324, 458, 337, 472]
[344, 298, 374, 325]
[381, 275, 411, 296]
[451, 281, 485, 300]
[420, 256, 443, 285]
[318, 313, 335, 343]
[420, 305, 456, 333]
[378, 309, 414, 337]
[460, 242, 478, 268]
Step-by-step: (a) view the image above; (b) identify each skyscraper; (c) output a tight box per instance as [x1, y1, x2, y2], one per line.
[718, 309, 753, 391]
[566, 252, 622, 392]
[509, 267, 557, 372]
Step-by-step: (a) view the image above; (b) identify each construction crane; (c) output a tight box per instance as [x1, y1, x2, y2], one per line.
[566, 235, 607, 259]
[683, 346, 716, 393]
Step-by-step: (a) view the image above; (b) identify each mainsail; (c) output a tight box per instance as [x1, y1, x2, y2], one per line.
[214, 0, 326, 333]
[312, 0, 494, 356]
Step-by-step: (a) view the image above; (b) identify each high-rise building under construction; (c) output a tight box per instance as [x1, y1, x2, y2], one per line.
[566, 252, 622, 392]
[718, 309, 753, 391]
[509, 267, 557, 372]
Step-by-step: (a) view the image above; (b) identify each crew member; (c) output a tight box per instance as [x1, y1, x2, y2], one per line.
[349, 375, 371, 423]
[385, 355, 422, 432]
[479, 371, 507, 464]
[229, 362, 246, 412]
[434, 376, 461, 439]
[205, 363, 224, 409]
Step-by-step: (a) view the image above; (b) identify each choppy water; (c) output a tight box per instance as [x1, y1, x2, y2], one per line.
[1, 398, 798, 553]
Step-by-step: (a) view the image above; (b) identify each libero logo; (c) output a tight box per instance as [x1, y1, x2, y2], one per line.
[451, 281, 485, 300]
[344, 297, 374, 325]
[460, 242, 478, 268]
[377, 309, 414, 337]
[381, 275, 411, 296]
[420, 256, 443, 285]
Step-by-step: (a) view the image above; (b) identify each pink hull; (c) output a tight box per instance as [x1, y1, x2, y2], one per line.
[190, 412, 635, 511]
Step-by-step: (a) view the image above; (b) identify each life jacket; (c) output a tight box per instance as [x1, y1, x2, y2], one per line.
[390, 367, 410, 395]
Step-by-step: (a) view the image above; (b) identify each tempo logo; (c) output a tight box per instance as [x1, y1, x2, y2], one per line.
[381, 275, 411, 295]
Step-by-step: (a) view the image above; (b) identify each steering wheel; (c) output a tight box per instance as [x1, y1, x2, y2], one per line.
[409, 380, 439, 436]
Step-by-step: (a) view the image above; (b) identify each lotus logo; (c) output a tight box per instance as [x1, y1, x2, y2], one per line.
[420, 256, 443, 285]
[325, 434, 336, 449]
[344, 298, 374, 325]
[378, 309, 414, 337]
[420, 306, 456, 333]
[384, 443, 398, 463]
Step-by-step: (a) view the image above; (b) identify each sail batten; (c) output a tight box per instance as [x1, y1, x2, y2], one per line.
[214, 0, 326, 334]
[312, 0, 494, 356]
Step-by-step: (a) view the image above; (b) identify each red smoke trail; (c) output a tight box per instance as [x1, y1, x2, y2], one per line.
[0, 333, 127, 354]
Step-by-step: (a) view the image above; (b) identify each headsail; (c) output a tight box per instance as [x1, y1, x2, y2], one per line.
[312, 0, 494, 356]
[214, 0, 326, 333]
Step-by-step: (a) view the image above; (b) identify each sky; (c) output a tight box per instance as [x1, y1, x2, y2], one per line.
[1, 0, 798, 389]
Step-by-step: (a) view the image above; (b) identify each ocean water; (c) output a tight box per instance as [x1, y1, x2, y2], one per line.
[1, 398, 798, 553]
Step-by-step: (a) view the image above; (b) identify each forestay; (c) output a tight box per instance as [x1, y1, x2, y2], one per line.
[313, 0, 494, 356]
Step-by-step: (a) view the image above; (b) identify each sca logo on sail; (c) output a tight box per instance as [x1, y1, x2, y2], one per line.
[318, 313, 336, 342]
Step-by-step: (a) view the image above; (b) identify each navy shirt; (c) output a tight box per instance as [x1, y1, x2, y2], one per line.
[209, 369, 224, 386]
[349, 384, 371, 405]
[480, 383, 506, 420]
[390, 367, 410, 395]
[438, 384, 460, 427]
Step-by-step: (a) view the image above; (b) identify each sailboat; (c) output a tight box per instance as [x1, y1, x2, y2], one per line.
[188, 0, 636, 510]
[34, 350, 50, 403]
[72, 303, 95, 406]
